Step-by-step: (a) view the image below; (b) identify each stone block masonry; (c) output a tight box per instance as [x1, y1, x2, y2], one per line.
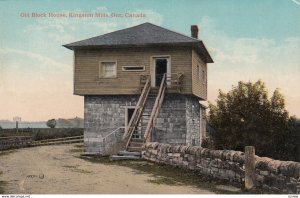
[84, 94, 206, 153]
[84, 95, 138, 153]
[151, 94, 204, 145]
[143, 142, 300, 193]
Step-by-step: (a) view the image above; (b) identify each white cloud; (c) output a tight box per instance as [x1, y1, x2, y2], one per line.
[0, 48, 69, 70]
[0, 47, 81, 121]
[198, 16, 300, 116]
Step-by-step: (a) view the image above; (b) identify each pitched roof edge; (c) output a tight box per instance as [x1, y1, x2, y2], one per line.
[64, 23, 149, 48]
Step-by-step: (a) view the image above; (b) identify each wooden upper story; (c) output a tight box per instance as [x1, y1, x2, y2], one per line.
[64, 23, 213, 100]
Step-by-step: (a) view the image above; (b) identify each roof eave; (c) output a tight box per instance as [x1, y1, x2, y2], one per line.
[63, 42, 196, 50]
[197, 41, 214, 63]
[63, 42, 214, 63]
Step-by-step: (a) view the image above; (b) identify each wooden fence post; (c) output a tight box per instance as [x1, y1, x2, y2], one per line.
[245, 146, 255, 190]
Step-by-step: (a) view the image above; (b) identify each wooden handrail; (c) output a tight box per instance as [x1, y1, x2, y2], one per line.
[123, 76, 151, 149]
[144, 73, 166, 142]
[101, 127, 125, 142]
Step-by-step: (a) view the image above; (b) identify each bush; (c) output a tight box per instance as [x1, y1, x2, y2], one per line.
[201, 138, 215, 149]
[46, 119, 56, 128]
[208, 80, 300, 162]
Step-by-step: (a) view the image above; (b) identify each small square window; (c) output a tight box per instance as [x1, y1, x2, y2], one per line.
[99, 62, 117, 78]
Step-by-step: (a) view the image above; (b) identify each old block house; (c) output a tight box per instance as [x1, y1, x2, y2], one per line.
[64, 23, 213, 155]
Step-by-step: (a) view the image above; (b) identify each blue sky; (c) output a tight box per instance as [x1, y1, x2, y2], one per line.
[1, 0, 300, 121]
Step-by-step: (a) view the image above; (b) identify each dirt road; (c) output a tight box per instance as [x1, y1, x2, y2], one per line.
[0, 144, 214, 194]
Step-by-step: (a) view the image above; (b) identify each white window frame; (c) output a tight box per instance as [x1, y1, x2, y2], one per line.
[151, 55, 171, 87]
[122, 66, 145, 72]
[99, 61, 117, 78]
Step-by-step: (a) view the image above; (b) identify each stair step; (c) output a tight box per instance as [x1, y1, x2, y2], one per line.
[127, 147, 143, 152]
[118, 150, 141, 156]
[110, 155, 141, 161]
[131, 138, 144, 142]
[129, 142, 144, 147]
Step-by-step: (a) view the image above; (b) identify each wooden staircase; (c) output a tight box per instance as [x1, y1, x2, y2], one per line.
[143, 74, 166, 143]
[122, 75, 151, 149]
[127, 138, 144, 152]
[110, 74, 167, 160]
[126, 74, 167, 150]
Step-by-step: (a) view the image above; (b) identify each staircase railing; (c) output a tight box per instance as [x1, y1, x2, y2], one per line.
[99, 126, 125, 154]
[166, 73, 184, 92]
[123, 76, 151, 149]
[144, 73, 166, 142]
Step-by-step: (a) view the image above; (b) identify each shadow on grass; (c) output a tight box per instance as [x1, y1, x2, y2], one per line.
[0, 150, 17, 193]
[78, 156, 252, 194]
[72, 143, 271, 194]
[0, 171, 7, 194]
[0, 150, 17, 157]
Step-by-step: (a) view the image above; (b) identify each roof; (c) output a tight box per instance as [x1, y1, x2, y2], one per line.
[63, 22, 213, 63]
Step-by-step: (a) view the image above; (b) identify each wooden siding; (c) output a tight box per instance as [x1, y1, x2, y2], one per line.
[74, 47, 193, 95]
[192, 50, 207, 100]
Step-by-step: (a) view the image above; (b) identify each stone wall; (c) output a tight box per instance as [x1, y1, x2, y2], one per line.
[143, 142, 300, 193]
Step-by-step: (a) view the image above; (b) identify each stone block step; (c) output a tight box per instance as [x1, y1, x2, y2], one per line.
[118, 150, 141, 156]
[80, 152, 101, 157]
[110, 155, 141, 161]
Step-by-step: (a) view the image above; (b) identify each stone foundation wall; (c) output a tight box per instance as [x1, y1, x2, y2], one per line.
[153, 94, 187, 144]
[143, 142, 300, 193]
[84, 95, 138, 153]
[84, 94, 206, 153]
[185, 96, 202, 146]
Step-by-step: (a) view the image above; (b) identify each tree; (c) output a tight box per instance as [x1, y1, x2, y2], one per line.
[208, 80, 299, 161]
[46, 119, 56, 128]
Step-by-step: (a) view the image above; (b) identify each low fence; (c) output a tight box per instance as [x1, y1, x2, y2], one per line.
[143, 142, 300, 194]
[0, 136, 33, 150]
[32, 135, 83, 146]
[0, 128, 84, 151]
[0, 128, 83, 140]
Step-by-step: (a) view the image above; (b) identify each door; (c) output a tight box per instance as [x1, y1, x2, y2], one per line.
[125, 107, 141, 138]
[155, 58, 168, 87]
[126, 108, 135, 127]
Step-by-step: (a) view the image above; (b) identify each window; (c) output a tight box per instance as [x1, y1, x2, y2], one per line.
[122, 66, 145, 71]
[99, 62, 117, 78]
[202, 68, 206, 84]
[197, 65, 201, 80]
